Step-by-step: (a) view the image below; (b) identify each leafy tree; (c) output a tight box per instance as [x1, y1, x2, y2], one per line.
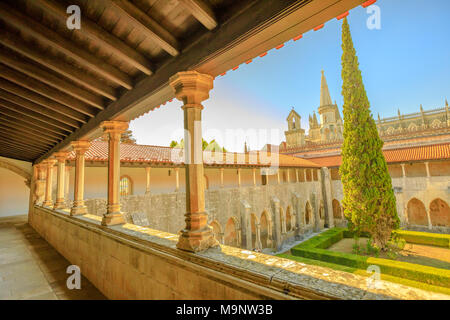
[169, 140, 178, 148]
[121, 129, 136, 144]
[339, 18, 399, 250]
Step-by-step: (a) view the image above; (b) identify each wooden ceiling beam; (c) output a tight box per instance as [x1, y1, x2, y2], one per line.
[0, 146, 40, 158]
[35, 0, 154, 76]
[0, 50, 104, 110]
[0, 64, 98, 117]
[0, 79, 88, 123]
[0, 89, 80, 129]
[0, 2, 133, 90]
[0, 136, 50, 153]
[0, 127, 55, 147]
[0, 99, 74, 133]
[0, 31, 117, 101]
[0, 113, 66, 139]
[0, 123, 59, 144]
[0, 149, 36, 162]
[108, 0, 180, 56]
[0, 109, 69, 136]
[178, 0, 218, 30]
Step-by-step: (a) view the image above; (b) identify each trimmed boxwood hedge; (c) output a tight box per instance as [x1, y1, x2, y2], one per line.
[394, 230, 450, 248]
[290, 227, 450, 288]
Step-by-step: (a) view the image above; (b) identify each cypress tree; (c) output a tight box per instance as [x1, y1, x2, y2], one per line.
[339, 18, 399, 249]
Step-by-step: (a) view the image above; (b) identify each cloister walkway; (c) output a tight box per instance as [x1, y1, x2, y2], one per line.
[0, 215, 105, 300]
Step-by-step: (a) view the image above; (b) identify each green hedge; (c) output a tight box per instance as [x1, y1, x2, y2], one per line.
[290, 227, 450, 288]
[394, 230, 450, 248]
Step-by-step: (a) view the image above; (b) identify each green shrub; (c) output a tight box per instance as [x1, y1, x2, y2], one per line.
[394, 230, 450, 248]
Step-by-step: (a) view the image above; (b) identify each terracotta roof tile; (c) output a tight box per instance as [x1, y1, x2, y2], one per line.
[307, 143, 450, 167]
[68, 141, 319, 168]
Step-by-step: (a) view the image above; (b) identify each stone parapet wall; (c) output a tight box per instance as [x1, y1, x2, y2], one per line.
[29, 206, 449, 300]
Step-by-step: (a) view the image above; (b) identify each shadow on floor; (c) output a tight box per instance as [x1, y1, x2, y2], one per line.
[0, 215, 106, 300]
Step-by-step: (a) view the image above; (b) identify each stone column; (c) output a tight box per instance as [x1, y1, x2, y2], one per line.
[271, 197, 282, 251]
[277, 170, 280, 184]
[169, 70, 218, 252]
[220, 168, 224, 188]
[252, 168, 257, 186]
[70, 140, 90, 216]
[304, 169, 307, 182]
[237, 168, 241, 187]
[53, 151, 70, 209]
[286, 169, 290, 183]
[64, 165, 71, 203]
[295, 169, 299, 183]
[320, 167, 334, 228]
[240, 200, 252, 250]
[43, 159, 57, 207]
[175, 167, 180, 192]
[34, 163, 47, 205]
[145, 167, 151, 194]
[255, 223, 262, 251]
[100, 121, 129, 226]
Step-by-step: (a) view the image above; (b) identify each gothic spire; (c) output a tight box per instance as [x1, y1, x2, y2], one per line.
[320, 70, 333, 107]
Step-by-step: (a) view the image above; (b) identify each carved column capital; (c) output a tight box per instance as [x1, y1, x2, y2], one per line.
[71, 140, 91, 155]
[169, 71, 214, 106]
[100, 120, 129, 137]
[53, 151, 70, 163]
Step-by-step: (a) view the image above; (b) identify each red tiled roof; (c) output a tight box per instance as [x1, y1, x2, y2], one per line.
[68, 141, 319, 168]
[307, 143, 450, 167]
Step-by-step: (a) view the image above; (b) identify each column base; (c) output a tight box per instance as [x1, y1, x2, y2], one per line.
[42, 200, 53, 207]
[70, 206, 87, 216]
[176, 226, 219, 253]
[101, 213, 126, 226]
[53, 199, 66, 210]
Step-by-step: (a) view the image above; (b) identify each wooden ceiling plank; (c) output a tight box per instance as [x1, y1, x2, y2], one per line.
[0, 31, 117, 101]
[0, 136, 50, 153]
[0, 147, 40, 159]
[0, 89, 80, 129]
[108, 0, 180, 56]
[0, 123, 59, 144]
[178, 0, 218, 30]
[0, 109, 69, 136]
[0, 113, 66, 139]
[0, 2, 133, 90]
[0, 127, 54, 147]
[0, 98, 74, 133]
[35, 0, 154, 76]
[0, 79, 88, 123]
[0, 64, 97, 117]
[0, 150, 36, 162]
[0, 50, 104, 110]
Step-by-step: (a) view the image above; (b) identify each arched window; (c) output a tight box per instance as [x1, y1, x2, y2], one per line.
[429, 198, 450, 227]
[119, 175, 132, 196]
[332, 199, 342, 219]
[305, 201, 312, 225]
[286, 206, 292, 231]
[407, 198, 427, 226]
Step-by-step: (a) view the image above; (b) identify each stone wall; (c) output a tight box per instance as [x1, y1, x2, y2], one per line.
[84, 180, 326, 251]
[29, 206, 449, 300]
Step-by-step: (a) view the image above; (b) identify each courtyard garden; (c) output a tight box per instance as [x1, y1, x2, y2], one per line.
[278, 228, 450, 295]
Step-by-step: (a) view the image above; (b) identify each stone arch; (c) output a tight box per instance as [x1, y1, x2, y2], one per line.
[286, 206, 293, 231]
[260, 210, 271, 248]
[224, 216, 239, 247]
[119, 175, 133, 196]
[332, 199, 342, 219]
[407, 198, 428, 226]
[429, 198, 450, 227]
[305, 201, 312, 225]
[0, 159, 31, 188]
[209, 220, 222, 243]
[408, 123, 418, 131]
[250, 213, 258, 249]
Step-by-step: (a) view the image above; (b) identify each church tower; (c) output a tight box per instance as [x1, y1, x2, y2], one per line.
[317, 70, 343, 142]
[285, 107, 305, 148]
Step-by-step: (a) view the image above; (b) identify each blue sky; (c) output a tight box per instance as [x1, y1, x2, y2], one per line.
[131, 0, 450, 151]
